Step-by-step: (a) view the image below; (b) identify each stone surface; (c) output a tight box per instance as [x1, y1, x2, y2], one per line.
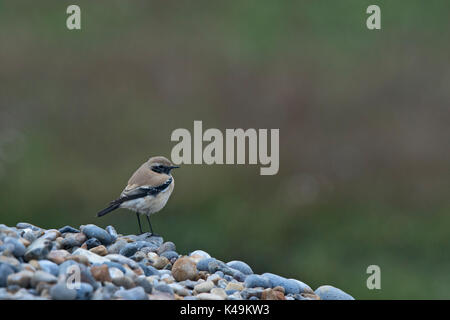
[0, 222, 354, 300]
[315, 285, 354, 300]
[171, 257, 198, 281]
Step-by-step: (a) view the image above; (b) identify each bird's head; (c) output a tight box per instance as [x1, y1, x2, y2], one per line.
[147, 156, 179, 175]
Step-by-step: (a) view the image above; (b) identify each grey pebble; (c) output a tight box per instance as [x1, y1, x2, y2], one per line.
[38, 260, 59, 277]
[315, 285, 354, 300]
[0, 264, 15, 287]
[244, 274, 271, 289]
[58, 226, 80, 234]
[135, 276, 153, 294]
[81, 224, 114, 245]
[160, 250, 179, 261]
[227, 260, 253, 275]
[3, 237, 26, 257]
[157, 241, 176, 255]
[50, 282, 77, 300]
[154, 283, 174, 295]
[24, 237, 53, 261]
[139, 263, 160, 276]
[85, 238, 102, 249]
[262, 273, 301, 295]
[105, 225, 118, 241]
[114, 286, 148, 300]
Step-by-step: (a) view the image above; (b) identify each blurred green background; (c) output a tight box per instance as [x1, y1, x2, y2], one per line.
[0, 1, 449, 299]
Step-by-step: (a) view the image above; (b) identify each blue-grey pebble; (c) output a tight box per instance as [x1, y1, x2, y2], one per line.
[38, 260, 59, 277]
[224, 275, 233, 282]
[24, 237, 52, 261]
[76, 283, 94, 300]
[119, 243, 139, 257]
[95, 262, 126, 274]
[157, 241, 176, 255]
[160, 250, 179, 261]
[16, 222, 40, 231]
[81, 224, 114, 245]
[244, 275, 271, 289]
[231, 270, 247, 282]
[115, 287, 148, 300]
[105, 225, 118, 241]
[154, 283, 174, 295]
[227, 260, 253, 275]
[226, 289, 238, 295]
[135, 277, 153, 294]
[315, 285, 354, 300]
[58, 226, 80, 234]
[196, 258, 218, 271]
[85, 238, 102, 249]
[50, 282, 77, 300]
[139, 263, 160, 277]
[58, 260, 79, 276]
[0, 264, 14, 287]
[3, 237, 26, 257]
[262, 273, 301, 295]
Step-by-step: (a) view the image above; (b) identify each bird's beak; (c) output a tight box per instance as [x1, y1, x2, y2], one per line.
[170, 166, 180, 169]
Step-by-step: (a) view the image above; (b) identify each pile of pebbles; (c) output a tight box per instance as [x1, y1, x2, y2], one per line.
[0, 223, 354, 300]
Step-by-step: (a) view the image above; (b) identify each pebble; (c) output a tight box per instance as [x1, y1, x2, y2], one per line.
[61, 232, 86, 249]
[225, 282, 244, 291]
[0, 222, 355, 300]
[72, 248, 109, 264]
[190, 250, 211, 259]
[58, 226, 80, 234]
[261, 288, 286, 300]
[24, 237, 53, 261]
[196, 258, 217, 271]
[152, 256, 170, 269]
[115, 287, 148, 300]
[50, 282, 77, 300]
[194, 280, 215, 293]
[38, 260, 59, 277]
[7, 270, 34, 288]
[47, 250, 70, 264]
[262, 273, 302, 294]
[155, 283, 174, 295]
[135, 276, 153, 294]
[171, 257, 197, 281]
[90, 264, 112, 282]
[76, 283, 94, 300]
[244, 274, 271, 288]
[160, 250, 179, 261]
[211, 287, 227, 299]
[227, 260, 253, 275]
[30, 270, 57, 287]
[196, 293, 225, 300]
[85, 238, 102, 249]
[157, 242, 176, 255]
[315, 285, 354, 300]
[3, 237, 26, 257]
[105, 226, 118, 241]
[90, 245, 108, 256]
[81, 224, 114, 245]
[0, 264, 15, 287]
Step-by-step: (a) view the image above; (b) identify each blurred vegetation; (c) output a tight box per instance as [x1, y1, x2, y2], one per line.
[0, 1, 449, 299]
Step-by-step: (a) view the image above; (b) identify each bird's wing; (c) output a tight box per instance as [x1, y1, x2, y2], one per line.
[106, 177, 173, 207]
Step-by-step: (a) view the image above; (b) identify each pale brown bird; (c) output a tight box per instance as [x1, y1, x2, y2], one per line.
[97, 156, 179, 235]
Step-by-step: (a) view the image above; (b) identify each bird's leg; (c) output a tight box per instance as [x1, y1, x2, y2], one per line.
[136, 212, 143, 235]
[146, 215, 159, 237]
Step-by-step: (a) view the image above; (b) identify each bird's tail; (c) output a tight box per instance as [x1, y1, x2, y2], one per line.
[97, 203, 120, 217]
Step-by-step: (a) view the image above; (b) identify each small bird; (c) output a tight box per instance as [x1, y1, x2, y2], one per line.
[97, 156, 179, 235]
